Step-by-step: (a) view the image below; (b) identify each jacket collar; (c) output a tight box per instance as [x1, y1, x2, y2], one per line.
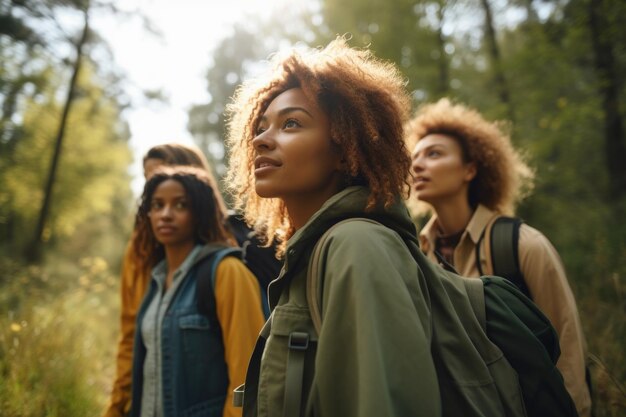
[419, 204, 497, 252]
[283, 186, 418, 266]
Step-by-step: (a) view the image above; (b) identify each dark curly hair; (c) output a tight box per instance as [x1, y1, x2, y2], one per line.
[225, 36, 412, 246]
[133, 166, 234, 273]
[405, 98, 534, 216]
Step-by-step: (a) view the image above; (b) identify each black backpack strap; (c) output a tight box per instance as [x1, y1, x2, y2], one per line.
[196, 247, 243, 319]
[234, 317, 272, 413]
[489, 217, 530, 298]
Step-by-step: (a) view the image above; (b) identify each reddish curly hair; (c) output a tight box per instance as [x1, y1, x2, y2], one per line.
[405, 98, 534, 216]
[225, 36, 412, 246]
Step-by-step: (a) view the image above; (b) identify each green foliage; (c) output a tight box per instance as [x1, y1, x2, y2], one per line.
[0, 253, 121, 417]
[0, 59, 133, 255]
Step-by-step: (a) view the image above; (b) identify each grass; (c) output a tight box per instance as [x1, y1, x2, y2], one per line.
[0, 255, 119, 417]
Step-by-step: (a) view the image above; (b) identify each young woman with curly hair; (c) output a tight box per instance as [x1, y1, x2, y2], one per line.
[406, 98, 591, 417]
[106, 143, 280, 417]
[224, 37, 440, 417]
[129, 166, 265, 417]
[105, 143, 219, 417]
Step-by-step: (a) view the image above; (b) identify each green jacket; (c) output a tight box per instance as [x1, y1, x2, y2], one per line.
[243, 186, 441, 417]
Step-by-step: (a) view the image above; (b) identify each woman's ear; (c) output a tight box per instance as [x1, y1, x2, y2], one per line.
[464, 161, 477, 182]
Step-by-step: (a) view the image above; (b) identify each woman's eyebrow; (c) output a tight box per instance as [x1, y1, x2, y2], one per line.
[259, 106, 314, 122]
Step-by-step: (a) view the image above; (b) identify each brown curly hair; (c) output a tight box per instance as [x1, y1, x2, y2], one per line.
[225, 36, 412, 246]
[405, 98, 534, 216]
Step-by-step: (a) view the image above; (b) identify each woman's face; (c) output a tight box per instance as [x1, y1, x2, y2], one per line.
[411, 133, 476, 206]
[252, 87, 343, 204]
[148, 179, 195, 248]
[144, 158, 165, 180]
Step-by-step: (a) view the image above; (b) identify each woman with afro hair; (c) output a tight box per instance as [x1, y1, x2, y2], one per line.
[406, 98, 591, 417]
[224, 37, 440, 416]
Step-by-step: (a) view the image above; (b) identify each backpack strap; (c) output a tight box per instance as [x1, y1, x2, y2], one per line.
[196, 247, 243, 319]
[491, 216, 529, 297]
[463, 278, 487, 333]
[233, 318, 272, 411]
[306, 217, 379, 334]
[477, 216, 530, 298]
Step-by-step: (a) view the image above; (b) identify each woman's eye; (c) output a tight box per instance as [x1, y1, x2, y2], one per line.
[428, 150, 441, 157]
[150, 201, 163, 211]
[284, 119, 300, 129]
[255, 126, 266, 136]
[175, 201, 188, 210]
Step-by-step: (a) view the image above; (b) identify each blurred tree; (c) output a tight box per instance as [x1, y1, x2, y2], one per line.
[587, 0, 626, 201]
[29, 7, 90, 261]
[477, 0, 515, 121]
[0, 59, 132, 257]
[322, 0, 447, 101]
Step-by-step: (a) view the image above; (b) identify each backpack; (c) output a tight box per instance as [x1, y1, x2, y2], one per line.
[305, 218, 578, 417]
[226, 213, 282, 296]
[196, 247, 271, 320]
[477, 215, 593, 400]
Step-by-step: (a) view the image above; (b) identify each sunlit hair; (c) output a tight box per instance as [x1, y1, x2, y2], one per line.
[225, 36, 412, 248]
[133, 166, 234, 274]
[143, 143, 211, 173]
[405, 98, 534, 216]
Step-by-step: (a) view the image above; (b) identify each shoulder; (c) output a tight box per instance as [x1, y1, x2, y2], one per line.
[215, 255, 251, 276]
[320, 219, 412, 270]
[518, 223, 557, 253]
[325, 218, 402, 246]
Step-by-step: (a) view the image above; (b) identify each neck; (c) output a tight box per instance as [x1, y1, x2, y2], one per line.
[431, 195, 474, 236]
[164, 241, 196, 274]
[284, 190, 340, 231]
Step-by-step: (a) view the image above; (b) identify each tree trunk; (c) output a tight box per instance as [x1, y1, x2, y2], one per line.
[435, 3, 449, 96]
[479, 0, 515, 122]
[26, 11, 89, 262]
[588, 0, 626, 200]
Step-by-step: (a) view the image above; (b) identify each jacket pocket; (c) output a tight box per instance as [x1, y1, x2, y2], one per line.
[257, 305, 317, 417]
[178, 314, 223, 362]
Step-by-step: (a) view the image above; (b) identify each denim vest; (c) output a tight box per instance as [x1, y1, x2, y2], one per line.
[130, 247, 228, 417]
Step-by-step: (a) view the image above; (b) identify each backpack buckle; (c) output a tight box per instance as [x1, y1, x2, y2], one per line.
[288, 332, 309, 351]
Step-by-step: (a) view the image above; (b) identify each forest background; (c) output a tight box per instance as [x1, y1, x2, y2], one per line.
[0, 0, 625, 416]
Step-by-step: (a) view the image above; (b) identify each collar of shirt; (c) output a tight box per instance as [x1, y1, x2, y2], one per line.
[151, 245, 203, 289]
[419, 204, 497, 252]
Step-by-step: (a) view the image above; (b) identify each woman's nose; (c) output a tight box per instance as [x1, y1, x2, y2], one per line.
[160, 204, 174, 219]
[411, 155, 423, 173]
[252, 128, 276, 153]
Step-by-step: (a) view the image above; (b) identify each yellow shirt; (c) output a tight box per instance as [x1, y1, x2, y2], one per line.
[214, 257, 266, 417]
[419, 205, 591, 417]
[105, 241, 149, 417]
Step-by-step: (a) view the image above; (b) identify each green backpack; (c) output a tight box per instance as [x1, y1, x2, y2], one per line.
[305, 218, 578, 417]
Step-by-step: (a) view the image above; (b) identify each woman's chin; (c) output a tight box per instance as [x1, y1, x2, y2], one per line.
[254, 185, 277, 199]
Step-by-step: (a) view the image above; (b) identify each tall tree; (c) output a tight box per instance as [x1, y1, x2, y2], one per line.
[588, 0, 626, 200]
[28, 8, 90, 261]
[478, 0, 515, 122]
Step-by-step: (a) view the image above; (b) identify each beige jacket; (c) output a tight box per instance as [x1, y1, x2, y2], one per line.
[419, 204, 591, 417]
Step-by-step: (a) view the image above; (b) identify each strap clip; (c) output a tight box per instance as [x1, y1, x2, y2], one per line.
[288, 332, 309, 351]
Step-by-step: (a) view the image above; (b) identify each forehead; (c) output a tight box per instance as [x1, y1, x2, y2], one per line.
[153, 178, 186, 196]
[413, 133, 462, 154]
[262, 87, 321, 117]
